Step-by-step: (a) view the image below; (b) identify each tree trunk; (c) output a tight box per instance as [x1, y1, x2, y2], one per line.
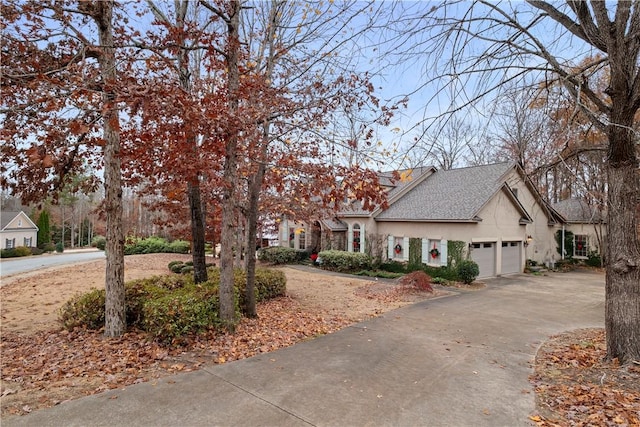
[174, 0, 208, 284]
[219, 0, 241, 328]
[94, 0, 126, 337]
[604, 112, 640, 364]
[241, 1, 280, 318]
[188, 180, 208, 283]
[243, 143, 266, 318]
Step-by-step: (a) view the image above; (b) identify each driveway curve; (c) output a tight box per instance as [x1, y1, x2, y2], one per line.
[7, 269, 604, 427]
[0, 250, 105, 278]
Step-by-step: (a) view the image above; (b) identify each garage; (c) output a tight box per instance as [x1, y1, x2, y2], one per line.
[470, 242, 496, 278]
[500, 241, 521, 275]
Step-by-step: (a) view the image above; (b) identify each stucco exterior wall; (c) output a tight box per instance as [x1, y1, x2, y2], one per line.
[505, 172, 559, 266]
[1, 213, 38, 249]
[369, 170, 559, 273]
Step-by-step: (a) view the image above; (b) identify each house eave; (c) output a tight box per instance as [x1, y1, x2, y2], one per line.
[375, 218, 481, 223]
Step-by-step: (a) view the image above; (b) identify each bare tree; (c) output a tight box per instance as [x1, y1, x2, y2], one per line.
[408, 116, 478, 169]
[405, 0, 639, 363]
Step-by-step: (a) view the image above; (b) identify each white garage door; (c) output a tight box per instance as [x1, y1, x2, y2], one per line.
[501, 241, 521, 275]
[470, 242, 496, 278]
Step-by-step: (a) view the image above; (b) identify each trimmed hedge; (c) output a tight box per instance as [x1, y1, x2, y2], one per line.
[318, 250, 372, 272]
[124, 236, 190, 255]
[0, 246, 33, 258]
[142, 285, 220, 343]
[257, 246, 307, 264]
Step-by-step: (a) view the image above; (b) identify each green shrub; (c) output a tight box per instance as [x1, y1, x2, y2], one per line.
[1, 246, 34, 258]
[406, 263, 425, 273]
[14, 246, 31, 257]
[257, 246, 304, 264]
[30, 246, 44, 255]
[143, 274, 191, 290]
[318, 250, 372, 272]
[55, 242, 64, 253]
[457, 260, 479, 284]
[0, 248, 16, 258]
[168, 260, 184, 270]
[253, 269, 287, 301]
[42, 242, 56, 252]
[431, 277, 451, 286]
[92, 235, 106, 250]
[169, 262, 186, 273]
[125, 236, 171, 255]
[422, 265, 459, 281]
[379, 261, 407, 273]
[354, 270, 405, 279]
[59, 289, 106, 330]
[168, 240, 190, 254]
[181, 265, 194, 274]
[58, 267, 284, 343]
[59, 276, 185, 332]
[586, 251, 603, 268]
[142, 286, 220, 343]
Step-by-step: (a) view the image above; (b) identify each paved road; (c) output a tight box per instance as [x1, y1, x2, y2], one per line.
[0, 250, 105, 278]
[6, 269, 605, 427]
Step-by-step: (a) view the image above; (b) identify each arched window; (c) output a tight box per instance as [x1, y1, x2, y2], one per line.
[353, 224, 361, 253]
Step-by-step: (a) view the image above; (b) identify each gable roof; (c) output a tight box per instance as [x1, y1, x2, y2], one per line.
[1, 211, 38, 231]
[321, 217, 348, 232]
[339, 166, 436, 217]
[552, 199, 605, 224]
[375, 162, 528, 222]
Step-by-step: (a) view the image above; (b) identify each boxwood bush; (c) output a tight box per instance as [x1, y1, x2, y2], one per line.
[124, 236, 191, 255]
[59, 288, 106, 330]
[457, 260, 480, 284]
[257, 246, 307, 264]
[318, 250, 372, 272]
[0, 246, 33, 258]
[142, 286, 221, 343]
[58, 267, 286, 344]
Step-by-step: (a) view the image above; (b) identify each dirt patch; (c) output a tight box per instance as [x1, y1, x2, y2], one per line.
[0, 254, 447, 417]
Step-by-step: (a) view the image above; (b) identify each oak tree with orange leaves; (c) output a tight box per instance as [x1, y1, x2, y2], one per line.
[2, 0, 130, 337]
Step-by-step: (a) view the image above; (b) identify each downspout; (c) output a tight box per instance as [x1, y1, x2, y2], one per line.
[561, 225, 565, 260]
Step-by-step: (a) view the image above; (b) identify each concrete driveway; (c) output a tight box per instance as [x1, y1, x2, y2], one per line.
[6, 269, 604, 427]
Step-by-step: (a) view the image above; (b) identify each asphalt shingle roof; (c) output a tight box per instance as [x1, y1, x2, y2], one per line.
[1, 211, 24, 230]
[340, 166, 434, 217]
[552, 199, 605, 223]
[375, 162, 515, 221]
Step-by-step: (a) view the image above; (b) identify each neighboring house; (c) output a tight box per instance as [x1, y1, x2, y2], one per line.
[552, 198, 606, 259]
[279, 162, 566, 278]
[1, 211, 39, 250]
